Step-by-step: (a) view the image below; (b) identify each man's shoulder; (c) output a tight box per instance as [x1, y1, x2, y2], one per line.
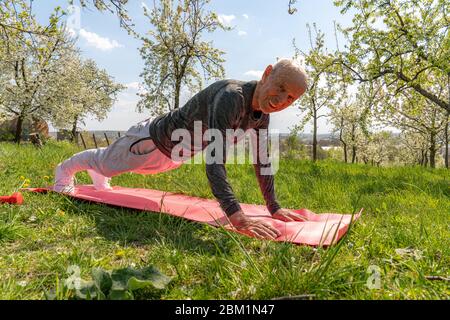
[207, 79, 256, 106]
[205, 79, 247, 94]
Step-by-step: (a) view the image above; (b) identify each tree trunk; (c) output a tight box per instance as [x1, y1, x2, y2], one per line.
[445, 112, 449, 169]
[174, 79, 181, 110]
[312, 109, 317, 162]
[352, 146, 357, 163]
[339, 117, 347, 163]
[14, 114, 25, 144]
[343, 143, 348, 163]
[351, 124, 357, 164]
[429, 131, 436, 169]
[447, 73, 450, 168]
[72, 115, 79, 143]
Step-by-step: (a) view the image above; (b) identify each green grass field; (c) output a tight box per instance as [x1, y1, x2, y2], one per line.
[0, 141, 449, 299]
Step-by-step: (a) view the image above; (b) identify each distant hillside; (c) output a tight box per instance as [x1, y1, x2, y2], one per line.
[49, 131, 127, 139]
[49, 131, 401, 147]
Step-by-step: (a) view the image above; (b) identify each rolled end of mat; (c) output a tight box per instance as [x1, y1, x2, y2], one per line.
[0, 192, 24, 205]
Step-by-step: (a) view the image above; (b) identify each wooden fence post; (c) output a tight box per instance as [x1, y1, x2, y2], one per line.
[79, 133, 87, 150]
[92, 133, 98, 148]
[104, 132, 110, 146]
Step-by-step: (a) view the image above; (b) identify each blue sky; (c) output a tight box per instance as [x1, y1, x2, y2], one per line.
[34, 0, 355, 133]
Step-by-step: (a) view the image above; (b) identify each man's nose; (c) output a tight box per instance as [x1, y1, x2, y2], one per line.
[279, 93, 291, 107]
[281, 92, 291, 103]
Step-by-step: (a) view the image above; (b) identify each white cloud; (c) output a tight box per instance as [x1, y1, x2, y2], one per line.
[126, 82, 140, 90]
[125, 82, 148, 95]
[238, 30, 247, 36]
[243, 70, 263, 78]
[218, 14, 236, 27]
[242, 14, 249, 19]
[79, 28, 123, 51]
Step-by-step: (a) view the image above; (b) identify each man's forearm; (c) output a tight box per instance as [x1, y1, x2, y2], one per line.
[253, 163, 281, 214]
[205, 163, 242, 216]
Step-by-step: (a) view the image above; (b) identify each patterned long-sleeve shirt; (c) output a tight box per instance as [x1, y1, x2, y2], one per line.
[148, 80, 281, 216]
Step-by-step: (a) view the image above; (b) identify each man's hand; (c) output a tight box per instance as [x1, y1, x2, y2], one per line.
[228, 210, 281, 240]
[272, 209, 308, 222]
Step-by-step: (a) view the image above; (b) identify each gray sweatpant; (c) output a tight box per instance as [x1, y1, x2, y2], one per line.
[59, 119, 183, 178]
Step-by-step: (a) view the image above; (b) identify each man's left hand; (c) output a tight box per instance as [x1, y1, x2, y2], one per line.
[272, 209, 308, 222]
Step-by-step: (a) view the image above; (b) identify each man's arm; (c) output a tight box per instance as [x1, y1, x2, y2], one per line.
[205, 87, 282, 239]
[205, 88, 243, 216]
[251, 126, 308, 222]
[251, 127, 281, 214]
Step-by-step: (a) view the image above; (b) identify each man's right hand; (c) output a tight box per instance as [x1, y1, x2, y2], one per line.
[228, 210, 281, 240]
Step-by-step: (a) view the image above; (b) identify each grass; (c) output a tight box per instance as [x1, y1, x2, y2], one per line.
[0, 140, 449, 299]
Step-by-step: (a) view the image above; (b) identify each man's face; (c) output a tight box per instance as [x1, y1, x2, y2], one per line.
[256, 65, 307, 114]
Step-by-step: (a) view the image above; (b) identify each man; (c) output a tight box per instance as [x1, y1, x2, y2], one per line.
[54, 58, 308, 240]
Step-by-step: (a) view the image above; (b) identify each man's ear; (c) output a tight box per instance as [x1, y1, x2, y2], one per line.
[261, 65, 273, 82]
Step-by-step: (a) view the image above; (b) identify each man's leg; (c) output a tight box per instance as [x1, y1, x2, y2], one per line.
[54, 136, 184, 194]
[130, 139, 184, 175]
[87, 170, 112, 191]
[54, 148, 105, 194]
[54, 135, 135, 194]
[84, 139, 158, 191]
[88, 139, 183, 190]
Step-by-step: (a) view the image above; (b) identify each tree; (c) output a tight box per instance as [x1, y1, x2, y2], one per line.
[358, 131, 398, 166]
[138, 0, 227, 116]
[332, 79, 378, 164]
[70, 0, 132, 32]
[280, 133, 310, 160]
[377, 88, 448, 168]
[1, 1, 132, 35]
[0, 0, 64, 39]
[288, 0, 298, 14]
[333, 0, 450, 114]
[294, 24, 336, 161]
[49, 55, 124, 140]
[330, 101, 370, 163]
[398, 130, 431, 166]
[0, 0, 75, 143]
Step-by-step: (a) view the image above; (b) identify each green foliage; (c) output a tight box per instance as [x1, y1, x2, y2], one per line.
[305, 1, 450, 167]
[0, 132, 15, 142]
[0, 0, 75, 142]
[333, 0, 450, 113]
[49, 56, 125, 132]
[138, 0, 227, 115]
[0, 1, 124, 140]
[46, 265, 171, 300]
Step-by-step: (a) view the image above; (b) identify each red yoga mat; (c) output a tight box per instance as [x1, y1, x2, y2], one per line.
[26, 186, 361, 246]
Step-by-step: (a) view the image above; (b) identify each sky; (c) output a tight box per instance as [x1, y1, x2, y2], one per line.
[33, 0, 356, 134]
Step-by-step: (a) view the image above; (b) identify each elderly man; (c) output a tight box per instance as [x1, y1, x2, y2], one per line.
[54, 58, 308, 239]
